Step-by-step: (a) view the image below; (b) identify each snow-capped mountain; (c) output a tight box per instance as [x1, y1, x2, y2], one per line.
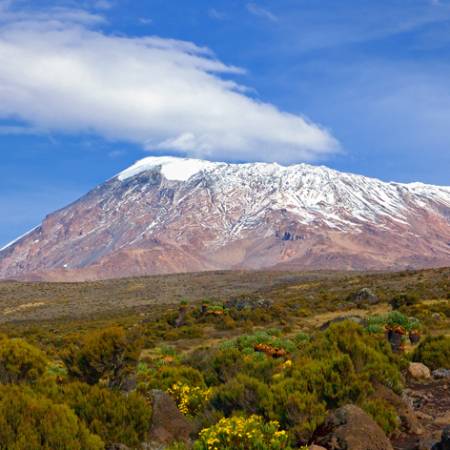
[1, 156, 449, 281]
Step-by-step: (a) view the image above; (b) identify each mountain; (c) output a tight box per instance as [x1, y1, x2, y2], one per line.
[1, 156, 450, 281]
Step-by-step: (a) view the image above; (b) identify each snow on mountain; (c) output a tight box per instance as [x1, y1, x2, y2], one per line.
[1, 157, 449, 281]
[118, 156, 220, 181]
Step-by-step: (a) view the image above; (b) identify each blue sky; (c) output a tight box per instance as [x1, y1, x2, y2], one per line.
[1, 0, 450, 247]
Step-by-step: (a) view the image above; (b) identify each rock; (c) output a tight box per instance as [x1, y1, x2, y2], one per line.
[435, 412, 450, 427]
[320, 315, 366, 331]
[433, 369, 450, 380]
[408, 362, 431, 380]
[313, 404, 393, 450]
[432, 426, 450, 450]
[148, 389, 194, 446]
[309, 446, 327, 450]
[374, 384, 424, 435]
[348, 288, 379, 306]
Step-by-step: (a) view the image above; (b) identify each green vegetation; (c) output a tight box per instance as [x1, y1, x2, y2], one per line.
[0, 386, 103, 450]
[413, 335, 450, 370]
[0, 267, 448, 448]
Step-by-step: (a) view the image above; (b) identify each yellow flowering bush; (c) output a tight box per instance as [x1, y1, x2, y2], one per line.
[168, 382, 212, 416]
[193, 415, 291, 450]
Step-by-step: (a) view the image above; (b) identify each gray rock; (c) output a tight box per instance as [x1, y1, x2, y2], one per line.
[433, 368, 450, 379]
[348, 288, 380, 306]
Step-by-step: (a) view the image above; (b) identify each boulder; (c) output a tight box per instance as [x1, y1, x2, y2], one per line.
[148, 389, 194, 446]
[348, 288, 379, 306]
[433, 369, 450, 380]
[374, 384, 424, 435]
[408, 362, 431, 380]
[313, 404, 393, 450]
[309, 446, 327, 450]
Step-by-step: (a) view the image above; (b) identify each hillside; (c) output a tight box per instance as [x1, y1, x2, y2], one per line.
[0, 267, 449, 449]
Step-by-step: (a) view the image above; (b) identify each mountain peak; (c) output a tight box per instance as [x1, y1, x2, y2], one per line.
[117, 156, 221, 182]
[1, 156, 449, 281]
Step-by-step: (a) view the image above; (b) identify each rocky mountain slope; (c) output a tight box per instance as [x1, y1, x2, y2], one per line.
[1, 156, 449, 281]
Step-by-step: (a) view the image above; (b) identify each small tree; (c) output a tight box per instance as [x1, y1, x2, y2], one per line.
[62, 327, 141, 388]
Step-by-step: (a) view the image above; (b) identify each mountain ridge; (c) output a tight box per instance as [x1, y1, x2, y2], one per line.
[1, 156, 449, 281]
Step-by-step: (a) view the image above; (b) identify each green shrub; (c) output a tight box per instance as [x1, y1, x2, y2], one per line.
[270, 384, 326, 444]
[305, 322, 403, 394]
[62, 327, 141, 387]
[193, 415, 291, 450]
[413, 335, 450, 370]
[389, 294, 419, 310]
[362, 398, 399, 435]
[138, 364, 206, 393]
[51, 382, 151, 447]
[210, 374, 273, 418]
[0, 385, 103, 450]
[0, 336, 47, 384]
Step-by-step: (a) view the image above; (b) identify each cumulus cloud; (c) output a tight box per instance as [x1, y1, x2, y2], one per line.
[0, 3, 338, 163]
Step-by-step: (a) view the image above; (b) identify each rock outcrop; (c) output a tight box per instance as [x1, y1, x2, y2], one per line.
[313, 404, 393, 450]
[148, 390, 194, 447]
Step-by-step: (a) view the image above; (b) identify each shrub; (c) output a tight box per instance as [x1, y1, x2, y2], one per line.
[193, 415, 291, 450]
[389, 294, 419, 310]
[0, 385, 103, 450]
[305, 322, 404, 394]
[62, 327, 141, 387]
[138, 364, 206, 394]
[168, 381, 212, 416]
[361, 398, 399, 435]
[53, 382, 151, 447]
[0, 336, 47, 384]
[413, 335, 450, 370]
[210, 374, 273, 418]
[270, 384, 326, 444]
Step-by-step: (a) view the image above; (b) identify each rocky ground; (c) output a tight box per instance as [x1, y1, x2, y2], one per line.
[392, 370, 450, 450]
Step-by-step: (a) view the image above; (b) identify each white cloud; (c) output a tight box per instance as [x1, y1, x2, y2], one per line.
[246, 3, 278, 22]
[0, 4, 339, 163]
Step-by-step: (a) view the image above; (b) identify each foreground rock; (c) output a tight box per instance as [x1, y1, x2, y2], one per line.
[408, 363, 431, 380]
[148, 390, 194, 447]
[313, 404, 393, 450]
[374, 384, 424, 435]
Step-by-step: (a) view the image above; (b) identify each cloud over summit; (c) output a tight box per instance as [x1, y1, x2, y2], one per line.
[0, 3, 338, 163]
